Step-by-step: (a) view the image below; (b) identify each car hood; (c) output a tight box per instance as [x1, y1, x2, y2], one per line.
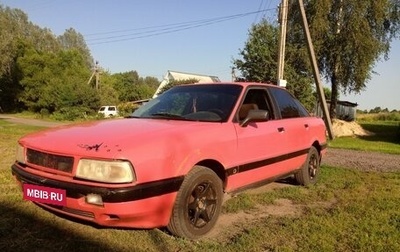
[19, 118, 218, 158]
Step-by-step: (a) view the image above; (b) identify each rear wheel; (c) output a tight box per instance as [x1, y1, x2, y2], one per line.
[295, 146, 320, 186]
[167, 166, 223, 240]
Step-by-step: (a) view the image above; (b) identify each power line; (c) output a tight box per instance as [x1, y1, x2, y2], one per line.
[253, 0, 275, 24]
[86, 14, 247, 42]
[85, 8, 277, 45]
[84, 14, 246, 37]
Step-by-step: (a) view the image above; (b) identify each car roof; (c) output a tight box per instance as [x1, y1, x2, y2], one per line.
[182, 81, 283, 90]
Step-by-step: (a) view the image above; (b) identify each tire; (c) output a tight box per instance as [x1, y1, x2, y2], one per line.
[295, 146, 320, 186]
[167, 166, 223, 240]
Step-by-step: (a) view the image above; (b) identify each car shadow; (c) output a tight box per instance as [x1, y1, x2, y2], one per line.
[0, 203, 118, 251]
[0, 201, 171, 252]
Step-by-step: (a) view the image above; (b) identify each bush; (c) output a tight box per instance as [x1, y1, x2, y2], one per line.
[397, 123, 400, 141]
[376, 112, 400, 121]
[39, 108, 50, 118]
[117, 102, 141, 117]
[357, 112, 400, 122]
[50, 107, 92, 121]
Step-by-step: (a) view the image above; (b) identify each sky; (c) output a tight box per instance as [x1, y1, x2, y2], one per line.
[1, 0, 399, 111]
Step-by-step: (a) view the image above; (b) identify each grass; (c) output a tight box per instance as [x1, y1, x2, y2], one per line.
[220, 168, 400, 251]
[1, 119, 399, 251]
[329, 120, 400, 154]
[4, 111, 102, 123]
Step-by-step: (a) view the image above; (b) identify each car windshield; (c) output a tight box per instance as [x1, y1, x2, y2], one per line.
[131, 84, 242, 122]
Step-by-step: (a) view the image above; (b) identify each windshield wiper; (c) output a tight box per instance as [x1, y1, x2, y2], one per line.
[150, 112, 184, 119]
[125, 115, 140, 118]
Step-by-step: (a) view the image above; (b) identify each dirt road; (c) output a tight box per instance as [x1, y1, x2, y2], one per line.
[0, 114, 69, 127]
[322, 148, 399, 172]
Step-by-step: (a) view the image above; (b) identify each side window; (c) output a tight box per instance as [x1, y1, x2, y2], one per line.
[293, 99, 310, 117]
[268, 87, 309, 119]
[238, 88, 272, 120]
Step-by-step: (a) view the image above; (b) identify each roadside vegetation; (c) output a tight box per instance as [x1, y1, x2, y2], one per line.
[329, 112, 400, 154]
[1, 117, 399, 251]
[0, 6, 158, 121]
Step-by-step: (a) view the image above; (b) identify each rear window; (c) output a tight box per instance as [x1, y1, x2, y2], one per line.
[268, 87, 309, 119]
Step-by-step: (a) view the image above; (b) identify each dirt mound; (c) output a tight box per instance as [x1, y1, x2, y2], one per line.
[332, 119, 373, 137]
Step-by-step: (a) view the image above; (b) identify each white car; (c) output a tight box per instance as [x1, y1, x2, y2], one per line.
[98, 106, 118, 117]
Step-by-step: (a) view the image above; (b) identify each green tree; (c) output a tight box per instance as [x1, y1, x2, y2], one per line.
[58, 28, 93, 68]
[370, 107, 382, 113]
[323, 87, 332, 100]
[233, 19, 316, 111]
[112, 71, 156, 102]
[143, 76, 160, 90]
[288, 0, 400, 118]
[313, 87, 338, 101]
[113, 71, 140, 102]
[233, 20, 279, 82]
[0, 7, 32, 111]
[0, 6, 31, 77]
[0, 5, 97, 114]
[96, 72, 120, 105]
[17, 48, 98, 115]
[158, 78, 199, 95]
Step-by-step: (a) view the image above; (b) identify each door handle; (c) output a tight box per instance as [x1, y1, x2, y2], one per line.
[278, 127, 285, 132]
[304, 124, 309, 128]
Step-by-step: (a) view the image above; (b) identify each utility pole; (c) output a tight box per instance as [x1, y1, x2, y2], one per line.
[87, 61, 101, 90]
[298, 0, 334, 139]
[231, 67, 237, 81]
[277, 0, 288, 87]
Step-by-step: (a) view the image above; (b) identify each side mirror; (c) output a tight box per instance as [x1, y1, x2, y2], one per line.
[240, 110, 269, 127]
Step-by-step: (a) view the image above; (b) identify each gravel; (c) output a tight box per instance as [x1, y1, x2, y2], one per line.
[322, 148, 400, 172]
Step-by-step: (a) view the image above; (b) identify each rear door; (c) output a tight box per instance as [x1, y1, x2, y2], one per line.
[267, 87, 313, 168]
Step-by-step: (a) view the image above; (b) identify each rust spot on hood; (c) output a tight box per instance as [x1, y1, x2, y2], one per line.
[78, 143, 103, 151]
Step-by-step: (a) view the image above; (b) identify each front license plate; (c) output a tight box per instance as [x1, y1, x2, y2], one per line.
[23, 184, 67, 206]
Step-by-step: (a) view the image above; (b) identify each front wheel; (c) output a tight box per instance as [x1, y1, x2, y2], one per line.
[167, 166, 223, 240]
[295, 146, 320, 186]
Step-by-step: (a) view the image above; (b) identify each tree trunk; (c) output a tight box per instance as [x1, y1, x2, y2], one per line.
[330, 72, 338, 119]
[329, 0, 343, 120]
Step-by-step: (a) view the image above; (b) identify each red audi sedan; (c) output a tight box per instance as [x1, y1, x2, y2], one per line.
[12, 82, 327, 239]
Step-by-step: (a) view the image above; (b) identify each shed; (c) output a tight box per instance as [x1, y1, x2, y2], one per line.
[315, 100, 358, 121]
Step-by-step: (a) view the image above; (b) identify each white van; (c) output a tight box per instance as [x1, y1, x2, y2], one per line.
[98, 106, 118, 117]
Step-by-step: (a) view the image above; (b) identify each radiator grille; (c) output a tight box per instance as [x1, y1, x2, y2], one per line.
[27, 148, 74, 173]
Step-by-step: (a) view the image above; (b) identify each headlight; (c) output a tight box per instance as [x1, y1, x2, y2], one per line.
[76, 159, 136, 183]
[16, 144, 25, 164]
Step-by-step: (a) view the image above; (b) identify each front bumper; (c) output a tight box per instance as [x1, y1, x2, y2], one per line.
[11, 164, 184, 228]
